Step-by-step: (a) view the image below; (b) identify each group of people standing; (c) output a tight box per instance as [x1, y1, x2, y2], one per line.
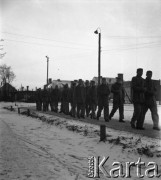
[35, 77, 124, 122]
[35, 68, 160, 131]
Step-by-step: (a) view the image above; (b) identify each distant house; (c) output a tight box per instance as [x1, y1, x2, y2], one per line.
[47, 79, 72, 89]
[0, 83, 17, 101]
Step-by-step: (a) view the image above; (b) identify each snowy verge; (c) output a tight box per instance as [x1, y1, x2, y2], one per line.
[4, 106, 161, 158]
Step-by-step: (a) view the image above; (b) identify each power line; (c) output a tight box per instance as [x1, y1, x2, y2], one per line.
[105, 35, 161, 39]
[4, 31, 161, 50]
[102, 40, 161, 50]
[4, 38, 96, 51]
[102, 43, 161, 53]
[2, 31, 96, 47]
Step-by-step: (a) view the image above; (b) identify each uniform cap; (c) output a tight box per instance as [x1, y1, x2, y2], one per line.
[146, 70, 152, 74]
[137, 68, 143, 72]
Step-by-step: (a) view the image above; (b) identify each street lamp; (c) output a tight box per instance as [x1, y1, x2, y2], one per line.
[45, 56, 49, 85]
[94, 28, 101, 85]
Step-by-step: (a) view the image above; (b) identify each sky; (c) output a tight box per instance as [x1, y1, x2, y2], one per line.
[0, 0, 161, 89]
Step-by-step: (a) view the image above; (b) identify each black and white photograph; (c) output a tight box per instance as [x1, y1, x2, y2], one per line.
[0, 0, 161, 179]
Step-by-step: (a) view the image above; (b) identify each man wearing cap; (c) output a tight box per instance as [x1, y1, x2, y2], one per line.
[130, 68, 146, 130]
[109, 77, 125, 122]
[142, 71, 160, 131]
[97, 78, 110, 122]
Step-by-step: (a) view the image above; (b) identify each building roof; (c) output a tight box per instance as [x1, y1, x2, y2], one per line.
[0, 83, 17, 92]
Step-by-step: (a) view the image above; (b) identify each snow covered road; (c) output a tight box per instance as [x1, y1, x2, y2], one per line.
[0, 103, 161, 180]
[0, 105, 89, 180]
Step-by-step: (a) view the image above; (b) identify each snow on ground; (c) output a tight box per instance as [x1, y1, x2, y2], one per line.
[0, 102, 161, 180]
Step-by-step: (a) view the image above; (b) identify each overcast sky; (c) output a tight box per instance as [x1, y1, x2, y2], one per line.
[1, 0, 161, 89]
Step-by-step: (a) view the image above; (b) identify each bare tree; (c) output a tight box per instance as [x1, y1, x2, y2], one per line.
[0, 64, 16, 85]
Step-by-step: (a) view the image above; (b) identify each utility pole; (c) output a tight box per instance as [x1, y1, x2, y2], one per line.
[45, 56, 49, 85]
[98, 32, 101, 85]
[159, 79, 161, 105]
[94, 28, 101, 85]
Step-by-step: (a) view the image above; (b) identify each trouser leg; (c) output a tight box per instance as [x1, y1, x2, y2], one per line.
[77, 103, 81, 118]
[38, 102, 42, 111]
[85, 103, 90, 117]
[150, 103, 159, 128]
[39, 102, 41, 111]
[43, 101, 46, 111]
[131, 103, 141, 124]
[65, 102, 69, 114]
[97, 105, 103, 119]
[36, 101, 38, 110]
[60, 100, 63, 112]
[142, 105, 148, 127]
[136, 104, 144, 128]
[55, 101, 58, 112]
[104, 101, 109, 121]
[46, 101, 49, 111]
[119, 103, 124, 120]
[91, 103, 96, 118]
[109, 103, 118, 119]
[72, 103, 76, 117]
[81, 103, 85, 117]
[62, 101, 65, 113]
[53, 101, 56, 111]
[50, 101, 53, 111]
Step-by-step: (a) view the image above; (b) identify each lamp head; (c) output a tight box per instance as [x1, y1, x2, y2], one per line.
[94, 30, 98, 34]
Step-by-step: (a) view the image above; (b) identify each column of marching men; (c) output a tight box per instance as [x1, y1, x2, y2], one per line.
[35, 69, 160, 131]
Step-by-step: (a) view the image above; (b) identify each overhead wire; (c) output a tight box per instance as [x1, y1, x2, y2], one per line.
[102, 44, 161, 53]
[102, 40, 161, 52]
[102, 40, 161, 50]
[104, 35, 161, 39]
[2, 31, 97, 48]
[4, 38, 96, 51]
[2, 31, 161, 54]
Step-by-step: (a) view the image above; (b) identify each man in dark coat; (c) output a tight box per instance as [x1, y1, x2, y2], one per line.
[109, 77, 125, 122]
[76, 79, 86, 118]
[130, 68, 146, 130]
[97, 78, 110, 122]
[142, 71, 160, 131]
[89, 80, 97, 119]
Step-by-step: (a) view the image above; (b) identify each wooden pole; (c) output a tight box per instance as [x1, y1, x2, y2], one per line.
[100, 125, 106, 141]
[159, 80, 161, 105]
[27, 109, 30, 116]
[18, 108, 20, 114]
